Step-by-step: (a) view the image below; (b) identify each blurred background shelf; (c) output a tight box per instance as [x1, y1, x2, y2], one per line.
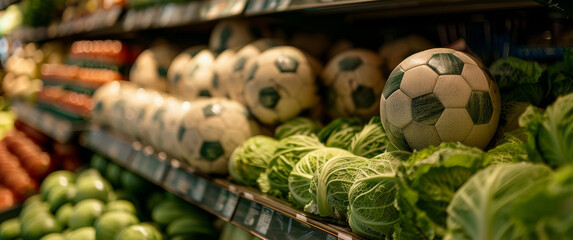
[11, 101, 88, 143]
[6, 0, 546, 43]
[83, 128, 367, 240]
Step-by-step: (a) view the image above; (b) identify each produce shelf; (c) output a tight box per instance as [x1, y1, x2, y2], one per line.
[83, 128, 367, 240]
[9, 0, 543, 43]
[11, 102, 88, 144]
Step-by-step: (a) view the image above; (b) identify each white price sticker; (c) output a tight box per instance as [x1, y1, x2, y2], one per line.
[243, 203, 260, 227]
[295, 213, 307, 222]
[215, 189, 228, 211]
[153, 161, 167, 182]
[338, 233, 352, 240]
[191, 178, 207, 202]
[222, 193, 239, 219]
[177, 176, 190, 194]
[108, 143, 120, 160]
[243, 192, 254, 200]
[255, 207, 274, 235]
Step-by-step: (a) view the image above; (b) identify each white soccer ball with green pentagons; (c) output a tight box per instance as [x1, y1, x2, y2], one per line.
[244, 46, 319, 125]
[177, 98, 255, 174]
[226, 38, 285, 104]
[167, 45, 207, 94]
[322, 48, 386, 119]
[130, 43, 178, 92]
[174, 49, 226, 101]
[209, 20, 256, 54]
[380, 48, 501, 151]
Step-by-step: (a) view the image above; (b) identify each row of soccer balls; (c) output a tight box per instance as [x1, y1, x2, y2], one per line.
[92, 81, 257, 174]
[129, 40, 390, 125]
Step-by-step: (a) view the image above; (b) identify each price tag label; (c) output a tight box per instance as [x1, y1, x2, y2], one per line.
[123, 9, 137, 31]
[326, 235, 337, 240]
[255, 206, 274, 235]
[177, 176, 191, 194]
[246, 0, 265, 13]
[222, 193, 239, 219]
[157, 4, 175, 27]
[108, 142, 121, 160]
[338, 233, 352, 240]
[152, 160, 168, 183]
[243, 202, 261, 227]
[215, 189, 228, 212]
[191, 178, 207, 202]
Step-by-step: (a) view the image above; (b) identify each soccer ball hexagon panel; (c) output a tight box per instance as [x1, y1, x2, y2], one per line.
[380, 48, 501, 151]
[321, 49, 386, 119]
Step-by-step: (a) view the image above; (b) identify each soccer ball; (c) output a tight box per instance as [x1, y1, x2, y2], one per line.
[322, 48, 385, 119]
[244, 46, 319, 125]
[177, 98, 255, 174]
[226, 38, 285, 104]
[155, 99, 192, 159]
[380, 48, 501, 151]
[175, 49, 226, 100]
[213, 49, 237, 99]
[209, 20, 256, 54]
[130, 43, 178, 92]
[137, 91, 169, 146]
[167, 45, 207, 93]
[379, 35, 435, 77]
[122, 88, 154, 141]
[104, 82, 138, 137]
[92, 81, 127, 128]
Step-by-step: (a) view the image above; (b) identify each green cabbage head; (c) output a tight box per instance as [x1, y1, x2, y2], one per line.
[288, 148, 352, 208]
[258, 135, 323, 198]
[348, 151, 409, 239]
[229, 135, 279, 187]
[274, 117, 321, 140]
[520, 92, 573, 168]
[349, 116, 390, 158]
[306, 154, 369, 219]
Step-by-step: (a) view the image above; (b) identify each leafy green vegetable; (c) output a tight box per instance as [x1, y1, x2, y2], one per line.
[349, 117, 390, 158]
[492, 101, 530, 144]
[489, 57, 546, 106]
[511, 165, 573, 239]
[544, 48, 573, 104]
[288, 148, 352, 208]
[274, 117, 321, 140]
[228, 136, 279, 187]
[348, 152, 406, 239]
[307, 155, 369, 218]
[446, 163, 553, 240]
[395, 142, 487, 240]
[258, 135, 324, 198]
[485, 129, 530, 165]
[519, 93, 573, 168]
[317, 118, 362, 148]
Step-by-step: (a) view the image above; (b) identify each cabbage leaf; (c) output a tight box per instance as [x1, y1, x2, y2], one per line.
[258, 135, 323, 198]
[446, 163, 553, 240]
[229, 136, 279, 187]
[349, 117, 390, 158]
[274, 117, 322, 140]
[288, 148, 352, 208]
[348, 151, 407, 239]
[395, 142, 487, 240]
[317, 118, 362, 149]
[519, 93, 573, 167]
[489, 57, 546, 106]
[307, 155, 369, 219]
[511, 165, 573, 239]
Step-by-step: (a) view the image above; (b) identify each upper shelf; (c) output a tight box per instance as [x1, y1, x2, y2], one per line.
[8, 0, 543, 43]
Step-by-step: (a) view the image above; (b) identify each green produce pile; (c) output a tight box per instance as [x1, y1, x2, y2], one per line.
[229, 89, 573, 239]
[0, 156, 224, 240]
